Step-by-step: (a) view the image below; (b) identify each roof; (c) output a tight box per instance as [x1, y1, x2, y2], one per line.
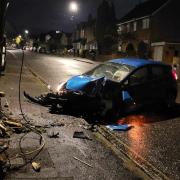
[119, 0, 169, 24]
[109, 58, 164, 68]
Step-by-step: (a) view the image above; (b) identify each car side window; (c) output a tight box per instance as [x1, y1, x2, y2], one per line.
[129, 67, 148, 85]
[151, 66, 164, 79]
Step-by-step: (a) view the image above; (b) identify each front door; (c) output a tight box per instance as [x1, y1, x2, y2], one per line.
[153, 46, 163, 61]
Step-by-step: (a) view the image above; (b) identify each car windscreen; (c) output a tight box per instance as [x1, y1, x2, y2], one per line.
[85, 62, 135, 82]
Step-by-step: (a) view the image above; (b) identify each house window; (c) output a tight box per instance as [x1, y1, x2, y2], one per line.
[133, 22, 137, 31]
[81, 29, 85, 38]
[118, 26, 122, 34]
[142, 18, 150, 29]
[127, 23, 130, 32]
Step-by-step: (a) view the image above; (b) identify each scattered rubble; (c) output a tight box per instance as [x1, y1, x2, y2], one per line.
[8, 157, 24, 169]
[0, 92, 5, 98]
[4, 99, 9, 108]
[32, 162, 41, 172]
[50, 122, 65, 127]
[47, 131, 59, 138]
[0, 141, 8, 154]
[78, 124, 98, 132]
[0, 94, 45, 178]
[73, 131, 92, 141]
[73, 156, 93, 168]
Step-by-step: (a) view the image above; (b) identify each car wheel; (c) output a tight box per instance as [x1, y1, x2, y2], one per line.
[166, 91, 176, 108]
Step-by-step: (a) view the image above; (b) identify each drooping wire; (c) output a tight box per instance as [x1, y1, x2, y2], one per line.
[1, 0, 45, 170]
[14, 49, 45, 169]
[18, 50, 27, 122]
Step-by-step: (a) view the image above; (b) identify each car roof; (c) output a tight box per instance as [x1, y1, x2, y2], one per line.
[109, 58, 165, 68]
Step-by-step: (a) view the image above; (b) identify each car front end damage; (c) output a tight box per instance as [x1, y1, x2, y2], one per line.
[24, 76, 126, 120]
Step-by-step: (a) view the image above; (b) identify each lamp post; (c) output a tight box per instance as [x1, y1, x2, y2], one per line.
[69, 1, 79, 57]
[69, 1, 79, 21]
[0, 0, 9, 72]
[24, 29, 29, 49]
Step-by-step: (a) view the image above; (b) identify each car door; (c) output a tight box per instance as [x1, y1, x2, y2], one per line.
[124, 66, 151, 105]
[149, 65, 170, 101]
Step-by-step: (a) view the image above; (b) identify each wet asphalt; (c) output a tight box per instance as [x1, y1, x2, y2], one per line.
[0, 50, 142, 179]
[3, 49, 180, 179]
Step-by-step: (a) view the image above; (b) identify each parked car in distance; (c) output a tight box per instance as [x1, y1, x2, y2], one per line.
[37, 46, 47, 53]
[57, 58, 177, 117]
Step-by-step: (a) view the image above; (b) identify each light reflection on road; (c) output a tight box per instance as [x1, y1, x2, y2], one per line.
[117, 114, 154, 158]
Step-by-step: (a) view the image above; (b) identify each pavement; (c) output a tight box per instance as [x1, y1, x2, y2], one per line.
[0, 50, 142, 179]
[1, 49, 180, 179]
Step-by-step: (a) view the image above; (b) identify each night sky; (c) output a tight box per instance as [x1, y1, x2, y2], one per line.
[7, 0, 146, 34]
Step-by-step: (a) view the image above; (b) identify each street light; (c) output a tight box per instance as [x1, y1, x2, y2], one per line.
[24, 30, 29, 49]
[69, 1, 78, 13]
[25, 30, 29, 34]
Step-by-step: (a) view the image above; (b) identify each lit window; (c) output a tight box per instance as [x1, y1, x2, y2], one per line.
[81, 29, 85, 38]
[142, 18, 150, 29]
[127, 23, 130, 32]
[133, 22, 137, 31]
[118, 26, 122, 34]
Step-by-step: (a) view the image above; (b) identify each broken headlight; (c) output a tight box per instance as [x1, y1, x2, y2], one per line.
[56, 82, 66, 92]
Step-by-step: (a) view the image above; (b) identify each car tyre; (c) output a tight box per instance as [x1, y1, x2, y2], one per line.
[165, 91, 177, 108]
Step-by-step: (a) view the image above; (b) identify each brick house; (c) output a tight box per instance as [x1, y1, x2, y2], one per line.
[84, 18, 97, 51]
[60, 32, 72, 49]
[117, 0, 180, 64]
[72, 22, 85, 55]
[72, 17, 97, 56]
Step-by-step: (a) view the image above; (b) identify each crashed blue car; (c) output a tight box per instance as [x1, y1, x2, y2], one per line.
[24, 58, 177, 119]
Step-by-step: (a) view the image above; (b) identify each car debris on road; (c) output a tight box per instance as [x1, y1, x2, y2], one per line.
[0, 94, 46, 178]
[73, 131, 92, 141]
[73, 156, 93, 168]
[106, 124, 133, 131]
[47, 130, 59, 138]
[23, 76, 124, 122]
[32, 161, 41, 172]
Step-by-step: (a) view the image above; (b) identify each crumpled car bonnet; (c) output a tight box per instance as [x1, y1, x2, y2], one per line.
[66, 75, 104, 91]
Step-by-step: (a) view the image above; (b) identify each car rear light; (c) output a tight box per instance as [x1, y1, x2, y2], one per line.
[172, 70, 178, 80]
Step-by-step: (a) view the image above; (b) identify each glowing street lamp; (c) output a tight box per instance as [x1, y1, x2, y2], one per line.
[69, 1, 78, 13]
[24, 30, 29, 34]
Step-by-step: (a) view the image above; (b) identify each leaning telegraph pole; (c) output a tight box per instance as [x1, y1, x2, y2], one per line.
[0, 0, 9, 72]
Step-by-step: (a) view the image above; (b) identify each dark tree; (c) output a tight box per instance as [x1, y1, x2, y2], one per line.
[96, 0, 118, 54]
[0, 0, 8, 41]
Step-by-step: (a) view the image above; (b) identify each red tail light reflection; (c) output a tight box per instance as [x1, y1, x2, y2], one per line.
[172, 70, 178, 80]
[117, 115, 146, 126]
